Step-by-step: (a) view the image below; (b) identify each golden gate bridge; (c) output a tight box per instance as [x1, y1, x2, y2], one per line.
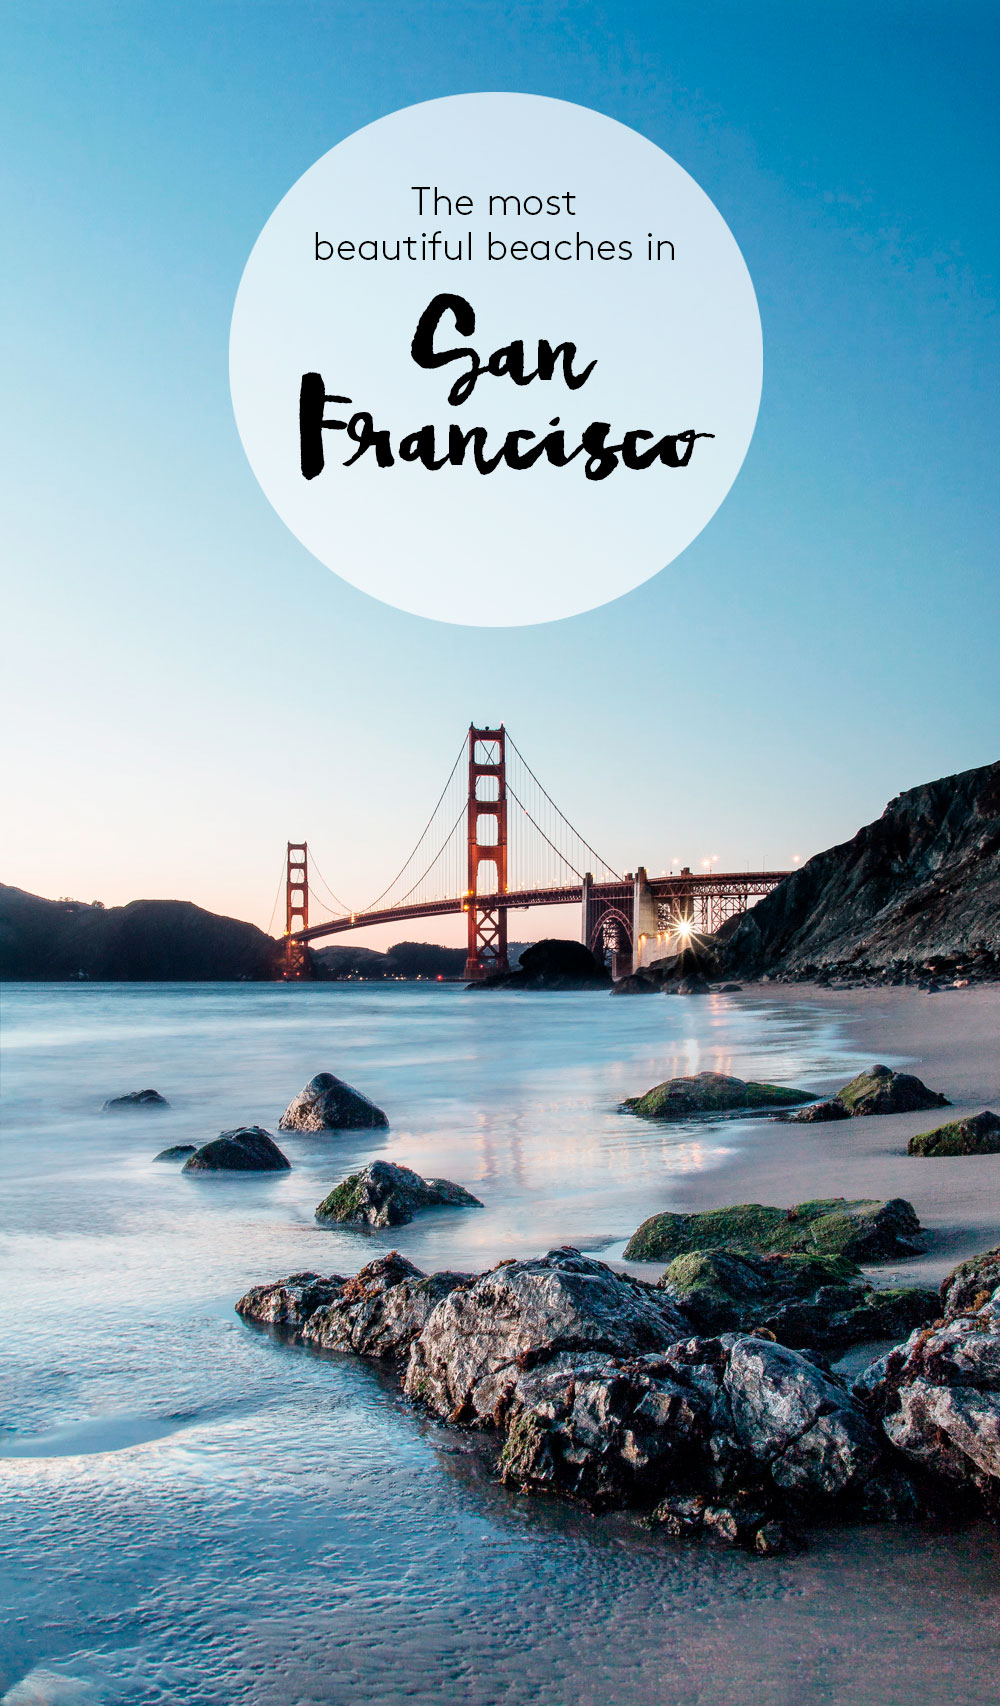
[276, 725, 789, 980]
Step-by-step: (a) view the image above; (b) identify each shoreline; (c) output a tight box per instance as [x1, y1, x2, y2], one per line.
[658, 983, 1000, 1290]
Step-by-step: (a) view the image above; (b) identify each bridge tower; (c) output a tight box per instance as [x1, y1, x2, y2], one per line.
[282, 841, 310, 979]
[463, 725, 509, 982]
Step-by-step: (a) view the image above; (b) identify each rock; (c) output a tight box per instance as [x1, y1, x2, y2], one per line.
[658, 1249, 937, 1353]
[153, 1144, 196, 1162]
[238, 1244, 920, 1541]
[303, 1259, 470, 1360]
[495, 1329, 891, 1517]
[471, 938, 612, 991]
[314, 1160, 483, 1228]
[278, 1072, 389, 1132]
[907, 1110, 1000, 1157]
[855, 1255, 1000, 1501]
[624, 1196, 923, 1263]
[610, 972, 660, 995]
[495, 1348, 708, 1507]
[671, 974, 711, 996]
[237, 1269, 348, 1331]
[716, 983, 743, 993]
[725, 1337, 882, 1499]
[780, 1099, 850, 1124]
[237, 1252, 471, 1362]
[940, 1246, 1000, 1316]
[102, 1089, 168, 1110]
[753, 1518, 794, 1554]
[403, 1246, 690, 1424]
[621, 1071, 815, 1120]
[835, 1064, 949, 1116]
[183, 1126, 290, 1172]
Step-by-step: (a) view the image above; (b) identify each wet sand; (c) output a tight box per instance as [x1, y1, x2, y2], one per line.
[665, 983, 1000, 1290]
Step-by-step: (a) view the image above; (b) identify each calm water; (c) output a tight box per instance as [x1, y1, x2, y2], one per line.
[1, 982, 998, 1706]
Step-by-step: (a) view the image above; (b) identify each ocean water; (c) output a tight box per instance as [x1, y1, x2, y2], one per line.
[1, 981, 997, 1706]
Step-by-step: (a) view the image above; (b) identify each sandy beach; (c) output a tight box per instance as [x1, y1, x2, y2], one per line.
[665, 983, 1000, 1292]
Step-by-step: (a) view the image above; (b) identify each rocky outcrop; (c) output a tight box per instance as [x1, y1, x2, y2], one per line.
[855, 1247, 1000, 1503]
[621, 1071, 815, 1121]
[623, 1196, 923, 1263]
[153, 1144, 196, 1162]
[314, 1161, 483, 1228]
[279, 1072, 389, 1132]
[183, 1126, 290, 1172]
[836, 1065, 948, 1116]
[237, 1252, 471, 1362]
[908, 1111, 1000, 1157]
[658, 1249, 937, 1353]
[103, 1089, 169, 1110]
[404, 1248, 690, 1423]
[237, 1245, 924, 1547]
[471, 939, 611, 991]
[0, 884, 285, 981]
[717, 761, 1000, 981]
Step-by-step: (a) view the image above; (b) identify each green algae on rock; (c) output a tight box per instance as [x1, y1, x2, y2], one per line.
[623, 1196, 923, 1263]
[836, 1064, 948, 1116]
[657, 1248, 937, 1352]
[907, 1109, 1000, 1157]
[621, 1071, 815, 1120]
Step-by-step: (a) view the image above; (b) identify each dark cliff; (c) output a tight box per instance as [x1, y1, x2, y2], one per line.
[719, 761, 1000, 980]
[0, 886, 284, 980]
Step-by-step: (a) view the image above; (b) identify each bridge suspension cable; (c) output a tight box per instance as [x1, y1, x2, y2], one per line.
[307, 852, 355, 917]
[358, 734, 468, 915]
[504, 734, 622, 888]
[286, 724, 626, 935]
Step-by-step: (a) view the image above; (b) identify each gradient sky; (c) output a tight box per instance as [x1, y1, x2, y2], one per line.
[2, 1, 997, 949]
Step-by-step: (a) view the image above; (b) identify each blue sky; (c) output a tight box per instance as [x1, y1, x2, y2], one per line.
[2, 1, 997, 944]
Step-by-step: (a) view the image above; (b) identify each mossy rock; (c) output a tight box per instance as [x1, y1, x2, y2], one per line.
[315, 1160, 483, 1228]
[908, 1110, 1000, 1157]
[940, 1245, 1000, 1314]
[836, 1064, 948, 1116]
[621, 1071, 815, 1121]
[623, 1195, 922, 1263]
[316, 1174, 368, 1221]
[657, 1248, 936, 1351]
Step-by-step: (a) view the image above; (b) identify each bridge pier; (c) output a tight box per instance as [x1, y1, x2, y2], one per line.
[631, 867, 660, 974]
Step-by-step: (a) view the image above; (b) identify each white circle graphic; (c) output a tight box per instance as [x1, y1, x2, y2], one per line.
[230, 93, 762, 625]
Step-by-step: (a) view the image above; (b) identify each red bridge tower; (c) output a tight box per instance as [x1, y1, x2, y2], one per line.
[283, 841, 310, 978]
[463, 725, 510, 982]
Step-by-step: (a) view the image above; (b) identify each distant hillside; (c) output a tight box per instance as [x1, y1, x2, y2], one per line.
[719, 761, 1000, 980]
[312, 940, 534, 979]
[0, 886, 283, 980]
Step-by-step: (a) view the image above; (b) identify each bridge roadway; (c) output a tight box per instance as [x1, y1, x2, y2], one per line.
[292, 870, 790, 949]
